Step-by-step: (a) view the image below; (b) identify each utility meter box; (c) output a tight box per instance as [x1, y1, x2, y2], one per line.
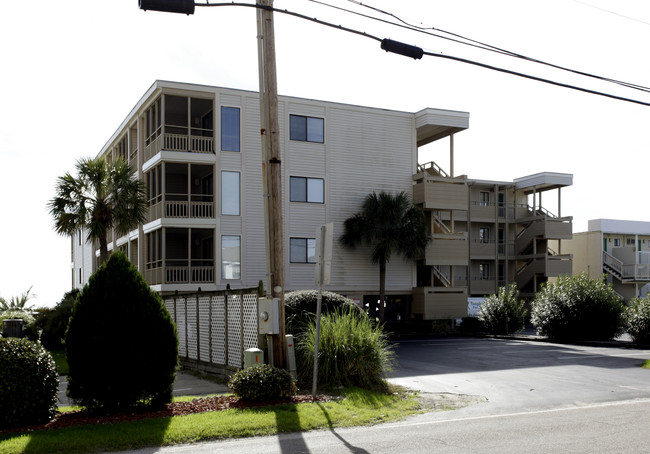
[244, 348, 264, 369]
[286, 334, 297, 379]
[259, 298, 280, 334]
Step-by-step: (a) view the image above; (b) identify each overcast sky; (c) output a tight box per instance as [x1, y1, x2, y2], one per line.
[1, 0, 649, 308]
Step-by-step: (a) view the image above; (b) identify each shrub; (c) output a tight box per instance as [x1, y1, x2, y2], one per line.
[625, 296, 650, 345]
[296, 306, 395, 392]
[479, 284, 527, 335]
[284, 290, 363, 336]
[0, 338, 59, 429]
[65, 251, 178, 411]
[0, 310, 38, 341]
[228, 364, 296, 401]
[531, 273, 625, 341]
[34, 289, 78, 350]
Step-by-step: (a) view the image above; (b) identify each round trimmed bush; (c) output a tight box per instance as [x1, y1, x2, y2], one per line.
[228, 364, 296, 401]
[625, 296, 650, 345]
[531, 273, 625, 341]
[479, 284, 527, 335]
[0, 338, 59, 430]
[284, 290, 363, 335]
[296, 306, 395, 392]
[65, 251, 178, 411]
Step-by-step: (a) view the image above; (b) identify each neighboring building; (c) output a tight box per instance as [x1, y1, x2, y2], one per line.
[412, 166, 573, 319]
[71, 80, 573, 322]
[564, 219, 650, 300]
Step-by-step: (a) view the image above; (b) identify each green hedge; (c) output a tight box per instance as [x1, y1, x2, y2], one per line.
[479, 284, 527, 335]
[0, 338, 58, 429]
[625, 296, 650, 345]
[228, 364, 296, 401]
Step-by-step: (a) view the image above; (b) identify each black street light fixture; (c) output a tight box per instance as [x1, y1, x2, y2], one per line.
[139, 0, 195, 15]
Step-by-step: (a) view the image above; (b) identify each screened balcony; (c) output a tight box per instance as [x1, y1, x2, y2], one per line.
[147, 163, 214, 221]
[143, 95, 214, 161]
[145, 228, 215, 285]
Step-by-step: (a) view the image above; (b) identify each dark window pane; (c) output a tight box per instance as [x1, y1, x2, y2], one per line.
[290, 177, 307, 202]
[221, 107, 240, 151]
[290, 115, 307, 141]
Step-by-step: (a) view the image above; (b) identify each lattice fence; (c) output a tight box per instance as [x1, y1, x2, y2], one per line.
[164, 289, 259, 372]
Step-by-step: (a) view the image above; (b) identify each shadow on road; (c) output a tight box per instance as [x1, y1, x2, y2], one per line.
[317, 403, 370, 454]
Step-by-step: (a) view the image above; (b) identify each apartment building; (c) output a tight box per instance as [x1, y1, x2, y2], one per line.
[412, 166, 573, 319]
[71, 80, 573, 322]
[564, 219, 650, 300]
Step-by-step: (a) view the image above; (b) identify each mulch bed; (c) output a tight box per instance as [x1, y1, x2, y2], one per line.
[1, 394, 333, 435]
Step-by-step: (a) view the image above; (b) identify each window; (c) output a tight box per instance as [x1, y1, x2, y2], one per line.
[221, 235, 241, 279]
[78, 268, 82, 285]
[221, 106, 240, 151]
[290, 115, 324, 143]
[614, 238, 621, 247]
[290, 177, 324, 203]
[626, 238, 635, 246]
[221, 171, 240, 215]
[290, 238, 316, 263]
[146, 165, 162, 205]
[479, 191, 490, 207]
[479, 227, 490, 243]
[479, 263, 490, 280]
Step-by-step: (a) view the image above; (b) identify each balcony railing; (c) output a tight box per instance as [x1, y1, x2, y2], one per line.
[149, 196, 215, 221]
[145, 262, 215, 285]
[144, 131, 214, 161]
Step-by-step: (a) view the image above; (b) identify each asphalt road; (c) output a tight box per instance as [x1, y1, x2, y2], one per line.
[118, 337, 650, 453]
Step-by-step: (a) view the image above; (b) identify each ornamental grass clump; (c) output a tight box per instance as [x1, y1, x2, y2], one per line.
[0, 338, 59, 430]
[625, 296, 650, 345]
[479, 284, 527, 335]
[297, 306, 395, 392]
[531, 273, 625, 341]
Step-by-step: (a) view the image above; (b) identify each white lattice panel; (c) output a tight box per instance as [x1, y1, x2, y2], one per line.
[198, 297, 211, 362]
[164, 299, 175, 322]
[211, 296, 226, 365]
[227, 294, 242, 368]
[176, 298, 187, 358]
[243, 294, 259, 350]
[186, 297, 198, 360]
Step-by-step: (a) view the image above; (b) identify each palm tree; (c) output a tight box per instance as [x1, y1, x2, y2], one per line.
[0, 287, 36, 313]
[48, 157, 147, 265]
[340, 191, 430, 322]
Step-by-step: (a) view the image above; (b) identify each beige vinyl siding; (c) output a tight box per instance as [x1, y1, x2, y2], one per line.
[326, 106, 416, 293]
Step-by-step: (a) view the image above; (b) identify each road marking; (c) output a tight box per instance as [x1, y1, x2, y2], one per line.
[382, 398, 650, 429]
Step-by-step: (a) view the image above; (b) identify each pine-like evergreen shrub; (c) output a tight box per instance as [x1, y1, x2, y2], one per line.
[479, 284, 527, 335]
[34, 289, 78, 350]
[625, 296, 650, 345]
[284, 290, 363, 335]
[531, 273, 625, 341]
[296, 306, 395, 392]
[228, 364, 296, 401]
[0, 338, 59, 429]
[65, 251, 178, 411]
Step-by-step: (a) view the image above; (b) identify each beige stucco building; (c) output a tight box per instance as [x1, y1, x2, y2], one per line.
[71, 80, 573, 322]
[564, 219, 650, 300]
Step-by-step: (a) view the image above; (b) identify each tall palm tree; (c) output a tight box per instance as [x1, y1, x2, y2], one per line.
[340, 191, 430, 322]
[48, 157, 147, 265]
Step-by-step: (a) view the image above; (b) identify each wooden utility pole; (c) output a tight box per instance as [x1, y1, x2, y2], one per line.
[256, 0, 286, 368]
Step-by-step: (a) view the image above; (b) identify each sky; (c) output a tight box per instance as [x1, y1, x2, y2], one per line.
[1, 0, 649, 308]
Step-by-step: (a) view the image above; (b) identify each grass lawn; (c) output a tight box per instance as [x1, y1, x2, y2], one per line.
[641, 359, 650, 369]
[48, 350, 68, 375]
[0, 387, 426, 454]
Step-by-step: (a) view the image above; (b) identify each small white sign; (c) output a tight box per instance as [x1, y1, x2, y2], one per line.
[467, 297, 485, 318]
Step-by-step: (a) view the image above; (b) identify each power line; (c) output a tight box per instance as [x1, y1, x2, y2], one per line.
[336, 0, 650, 93]
[571, 0, 650, 27]
[196, 2, 650, 106]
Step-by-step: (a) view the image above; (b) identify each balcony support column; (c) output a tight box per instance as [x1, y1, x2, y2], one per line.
[449, 134, 455, 178]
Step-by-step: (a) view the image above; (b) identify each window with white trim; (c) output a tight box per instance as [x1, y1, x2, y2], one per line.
[221, 171, 240, 215]
[290, 115, 324, 143]
[221, 235, 241, 279]
[290, 177, 324, 203]
[290, 238, 316, 263]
